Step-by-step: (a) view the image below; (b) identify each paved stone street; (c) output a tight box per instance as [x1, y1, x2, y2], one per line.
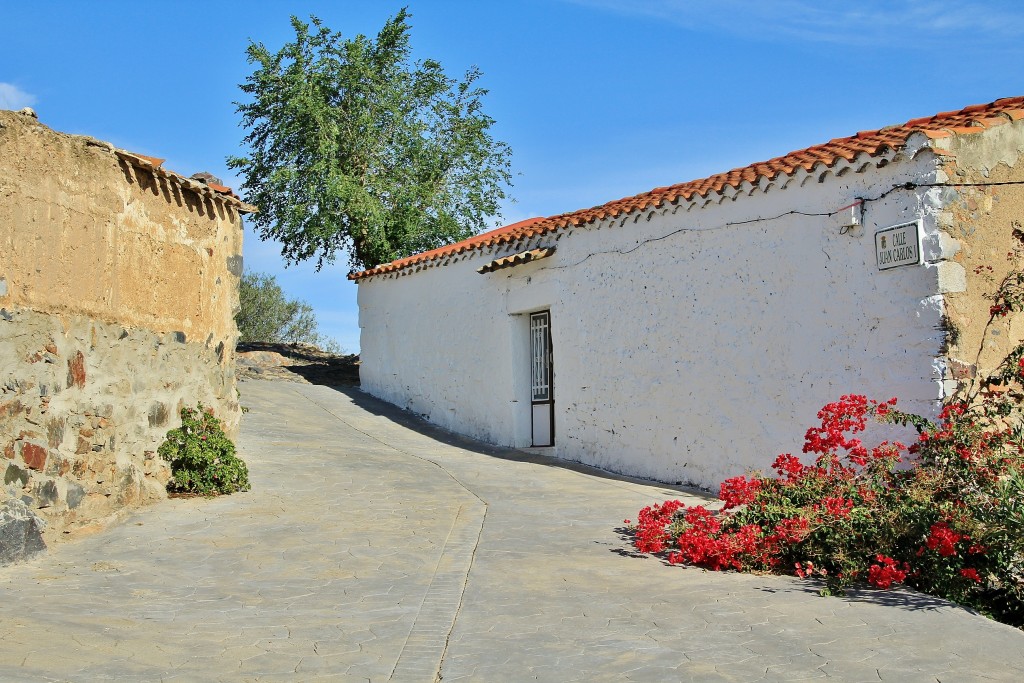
[1, 379, 1023, 682]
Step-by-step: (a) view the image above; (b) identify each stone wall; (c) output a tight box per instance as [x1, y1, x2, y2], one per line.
[0, 109, 249, 558]
[936, 120, 1024, 391]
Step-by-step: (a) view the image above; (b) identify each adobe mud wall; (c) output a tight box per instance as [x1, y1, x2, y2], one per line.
[936, 120, 1024, 392]
[0, 109, 247, 556]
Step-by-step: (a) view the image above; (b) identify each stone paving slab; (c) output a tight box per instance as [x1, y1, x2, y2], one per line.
[0, 379, 1022, 682]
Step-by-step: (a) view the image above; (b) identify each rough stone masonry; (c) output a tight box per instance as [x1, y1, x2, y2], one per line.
[0, 108, 253, 561]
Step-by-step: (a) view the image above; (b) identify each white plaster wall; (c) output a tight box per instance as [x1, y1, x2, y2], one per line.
[359, 149, 950, 489]
[357, 262, 520, 445]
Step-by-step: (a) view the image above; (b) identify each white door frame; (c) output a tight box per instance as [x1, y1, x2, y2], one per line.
[530, 310, 554, 447]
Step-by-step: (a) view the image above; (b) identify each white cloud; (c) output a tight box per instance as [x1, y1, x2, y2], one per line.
[564, 0, 1024, 46]
[0, 83, 36, 110]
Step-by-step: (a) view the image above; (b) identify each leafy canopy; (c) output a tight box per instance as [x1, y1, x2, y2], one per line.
[236, 270, 341, 352]
[229, 9, 513, 272]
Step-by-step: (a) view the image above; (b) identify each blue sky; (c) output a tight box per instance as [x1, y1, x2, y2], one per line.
[2, 1, 1022, 352]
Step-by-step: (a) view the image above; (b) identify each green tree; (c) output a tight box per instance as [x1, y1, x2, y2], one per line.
[229, 9, 513, 272]
[235, 271, 340, 351]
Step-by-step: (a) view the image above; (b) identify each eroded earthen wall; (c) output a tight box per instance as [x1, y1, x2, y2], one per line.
[938, 119, 1024, 392]
[0, 109, 244, 551]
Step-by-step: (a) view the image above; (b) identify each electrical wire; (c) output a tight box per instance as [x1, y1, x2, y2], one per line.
[543, 179, 1024, 272]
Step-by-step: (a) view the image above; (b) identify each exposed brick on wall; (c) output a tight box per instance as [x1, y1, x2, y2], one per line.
[936, 121, 1024, 395]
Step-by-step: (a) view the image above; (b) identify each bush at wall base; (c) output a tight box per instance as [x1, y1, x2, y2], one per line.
[628, 228, 1024, 628]
[158, 405, 250, 495]
[627, 392, 1024, 628]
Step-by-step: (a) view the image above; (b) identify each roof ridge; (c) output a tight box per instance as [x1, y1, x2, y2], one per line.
[350, 95, 1024, 281]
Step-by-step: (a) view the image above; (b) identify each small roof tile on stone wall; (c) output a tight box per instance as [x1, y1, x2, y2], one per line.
[115, 150, 256, 214]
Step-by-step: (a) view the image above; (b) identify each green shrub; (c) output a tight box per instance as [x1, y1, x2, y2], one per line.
[236, 270, 342, 352]
[628, 393, 1024, 626]
[158, 405, 250, 495]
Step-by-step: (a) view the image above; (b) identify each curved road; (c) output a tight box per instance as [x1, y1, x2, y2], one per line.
[1, 379, 1022, 682]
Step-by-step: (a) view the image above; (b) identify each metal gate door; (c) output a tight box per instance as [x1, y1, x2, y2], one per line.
[530, 311, 554, 447]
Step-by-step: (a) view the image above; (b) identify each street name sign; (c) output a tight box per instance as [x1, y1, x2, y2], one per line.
[876, 221, 921, 271]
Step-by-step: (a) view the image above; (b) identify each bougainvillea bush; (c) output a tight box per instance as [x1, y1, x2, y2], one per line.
[628, 388, 1024, 627]
[630, 228, 1024, 627]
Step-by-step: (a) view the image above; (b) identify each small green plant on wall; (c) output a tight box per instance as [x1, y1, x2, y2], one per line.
[159, 405, 250, 495]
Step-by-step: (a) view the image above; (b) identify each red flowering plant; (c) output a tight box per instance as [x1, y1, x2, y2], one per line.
[631, 396, 914, 584]
[880, 402, 1019, 615]
[628, 388, 1024, 625]
[627, 227, 1024, 627]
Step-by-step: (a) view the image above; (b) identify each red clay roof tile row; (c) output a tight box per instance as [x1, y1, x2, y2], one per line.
[477, 246, 557, 274]
[115, 150, 256, 213]
[350, 96, 1024, 281]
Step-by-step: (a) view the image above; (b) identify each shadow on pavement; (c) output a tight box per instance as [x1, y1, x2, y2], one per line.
[309, 381, 703, 499]
[286, 377, 995, 623]
[753, 578, 971, 614]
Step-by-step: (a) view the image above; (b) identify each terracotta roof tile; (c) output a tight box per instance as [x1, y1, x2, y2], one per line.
[976, 116, 1009, 128]
[115, 150, 255, 212]
[350, 95, 1024, 281]
[206, 182, 234, 195]
[131, 153, 166, 168]
[946, 125, 982, 135]
[477, 246, 556, 274]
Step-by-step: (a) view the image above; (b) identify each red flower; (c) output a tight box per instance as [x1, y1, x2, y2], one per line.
[771, 454, 805, 481]
[719, 475, 762, 510]
[869, 441, 905, 464]
[821, 496, 854, 518]
[632, 500, 685, 553]
[795, 561, 815, 578]
[938, 402, 966, 421]
[802, 395, 871, 457]
[960, 568, 982, 583]
[770, 516, 810, 544]
[926, 522, 962, 557]
[867, 555, 909, 589]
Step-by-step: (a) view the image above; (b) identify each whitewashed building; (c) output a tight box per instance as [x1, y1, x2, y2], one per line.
[352, 96, 1024, 489]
